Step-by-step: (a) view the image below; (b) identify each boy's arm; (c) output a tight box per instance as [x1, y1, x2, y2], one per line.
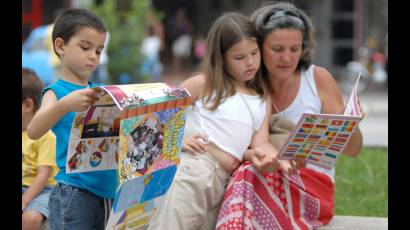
[27, 90, 66, 139]
[27, 88, 99, 139]
[22, 166, 51, 211]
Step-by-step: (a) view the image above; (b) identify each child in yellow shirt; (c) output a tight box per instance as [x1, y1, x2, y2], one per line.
[22, 68, 58, 230]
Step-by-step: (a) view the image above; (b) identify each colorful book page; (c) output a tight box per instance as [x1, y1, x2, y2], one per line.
[105, 197, 165, 230]
[66, 104, 121, 173]
[98, 83, 190, 111]
[66, 83, 190, 174]
[118, 107, 186, 182]
[278, 73, 362, 169]
[112, 165, 177, 213]
[278, 113, 361, 169]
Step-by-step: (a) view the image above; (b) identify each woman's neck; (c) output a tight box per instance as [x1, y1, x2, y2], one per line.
[269, 72, 300, 113]
[270, 73, 295, 96]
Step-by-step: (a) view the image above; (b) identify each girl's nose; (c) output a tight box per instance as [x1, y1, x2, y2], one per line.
[246, 56, 255, 66]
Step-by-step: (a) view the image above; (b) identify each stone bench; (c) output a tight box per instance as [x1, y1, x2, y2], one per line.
[41, 215, 388, 229]
[318, 215, 388, 230]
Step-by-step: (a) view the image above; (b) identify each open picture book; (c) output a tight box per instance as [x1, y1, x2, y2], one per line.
[66, 83, 190, 173]
[65, 83, 191, 229]
[277, 74, 362, 169]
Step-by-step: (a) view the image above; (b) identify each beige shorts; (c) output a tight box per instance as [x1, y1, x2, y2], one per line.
[148, 151, 231, 230]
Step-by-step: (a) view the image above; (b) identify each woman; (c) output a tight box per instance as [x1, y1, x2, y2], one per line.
[216, 2, 364, 229]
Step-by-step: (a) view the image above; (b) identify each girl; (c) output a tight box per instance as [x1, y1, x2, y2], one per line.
[148, 12, 288, 230]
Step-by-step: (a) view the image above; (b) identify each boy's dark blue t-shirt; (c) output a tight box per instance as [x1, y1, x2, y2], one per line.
[43, 79, 118, 199]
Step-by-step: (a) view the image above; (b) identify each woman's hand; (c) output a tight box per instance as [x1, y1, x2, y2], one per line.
[358, 99, 366, 120]
[278, 160, 300, 175]
[182, 133, 209, 155]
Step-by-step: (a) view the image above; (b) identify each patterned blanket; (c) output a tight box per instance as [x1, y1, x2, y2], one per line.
[216, 162, 334, 230]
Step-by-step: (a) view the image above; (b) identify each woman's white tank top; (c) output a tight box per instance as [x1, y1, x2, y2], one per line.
[184, 92, 267, 161]
[277, 65, 336, 181]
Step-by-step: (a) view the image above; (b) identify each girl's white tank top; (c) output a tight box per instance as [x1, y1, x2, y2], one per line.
[184, 92, 267, 161]
[277, 65, 336, 181]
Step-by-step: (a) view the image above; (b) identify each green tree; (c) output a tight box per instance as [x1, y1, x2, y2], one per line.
[91, 0, 150, 84]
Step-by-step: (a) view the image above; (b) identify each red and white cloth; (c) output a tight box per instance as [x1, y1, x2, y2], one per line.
[216, 162, 334, 230]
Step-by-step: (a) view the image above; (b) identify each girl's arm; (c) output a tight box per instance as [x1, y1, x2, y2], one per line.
[22, 166, 51, 211]
[244, 97, 279, 172]
[182, 133, 208, 154]
[314, 66, 363, 157]
[27, 88, 99, 139]
[179, 74, 206, 104]
[180, 74, 208, 154]
[245, 97, 299, 174]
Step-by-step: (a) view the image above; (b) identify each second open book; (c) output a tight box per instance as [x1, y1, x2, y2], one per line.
[278, 74, 362, 169]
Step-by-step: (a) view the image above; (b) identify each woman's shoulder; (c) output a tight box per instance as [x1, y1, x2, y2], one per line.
[311, 65, 339, 91]
[312, 65, 334, 83]
[311, 65, 344, 112]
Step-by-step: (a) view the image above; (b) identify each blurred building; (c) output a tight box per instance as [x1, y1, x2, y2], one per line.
[152, 0, 388, 77]
[22, 0, 72, 42]
[23, 0, 388, 77]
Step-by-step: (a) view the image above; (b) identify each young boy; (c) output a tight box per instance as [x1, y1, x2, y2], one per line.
[27, 8, 118, 229]
[22, 68, 58, 230]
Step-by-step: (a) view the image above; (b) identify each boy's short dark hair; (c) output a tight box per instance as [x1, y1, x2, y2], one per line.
[22, 68, 44, 111]
[52, 8, 107, 56]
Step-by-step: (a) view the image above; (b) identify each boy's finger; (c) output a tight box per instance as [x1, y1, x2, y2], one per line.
[85, 88, 97, 94]
[91, 95, 100, 102]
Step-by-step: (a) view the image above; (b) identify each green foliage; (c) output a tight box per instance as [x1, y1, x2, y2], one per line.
[334, 147, 388, 217]
[91, 0, 150, 83]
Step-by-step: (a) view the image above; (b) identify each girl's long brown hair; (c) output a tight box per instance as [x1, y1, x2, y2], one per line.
[199, 12, 270, 111]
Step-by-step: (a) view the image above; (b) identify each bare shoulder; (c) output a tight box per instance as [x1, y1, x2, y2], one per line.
[180, 73, 206, 101]
[313, 65, 341, 93]
[313, 66, 336, 86]
[312, 65, 344, 113]
[39, 89, 58, 111]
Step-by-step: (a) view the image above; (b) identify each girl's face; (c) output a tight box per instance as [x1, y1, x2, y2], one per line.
[224, 37, 261, 85]
[56, 27, 106, 82]
[262, 29, 303, 80]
